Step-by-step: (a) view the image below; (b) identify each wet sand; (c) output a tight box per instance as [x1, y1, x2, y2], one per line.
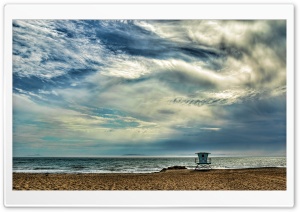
[13, 167, 286, 190]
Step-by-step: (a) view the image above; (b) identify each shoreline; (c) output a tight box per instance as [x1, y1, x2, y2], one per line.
[13, 167, 286, 190]
[13, 166, 287, 174]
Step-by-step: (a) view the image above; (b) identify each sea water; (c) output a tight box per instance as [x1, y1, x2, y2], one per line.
[13, 157, 286, 174]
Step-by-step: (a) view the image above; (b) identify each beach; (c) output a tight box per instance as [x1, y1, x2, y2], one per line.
[13, 167, 286, 190]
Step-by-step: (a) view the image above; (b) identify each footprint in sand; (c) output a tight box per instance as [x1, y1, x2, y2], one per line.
[109, 183, 116, 190]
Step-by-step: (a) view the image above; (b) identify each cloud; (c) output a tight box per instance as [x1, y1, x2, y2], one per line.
[139, 20, 286, 88]
[200, 128, 221, 131]
[13, 93, 168, 151]
[12, 20, 286, 156]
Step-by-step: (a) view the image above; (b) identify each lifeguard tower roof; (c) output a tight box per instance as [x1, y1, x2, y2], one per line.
[195, 152, 210, 154]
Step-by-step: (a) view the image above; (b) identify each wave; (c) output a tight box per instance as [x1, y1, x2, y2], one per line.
[71, 165, 87, 170]
[33, 167, 56, 170]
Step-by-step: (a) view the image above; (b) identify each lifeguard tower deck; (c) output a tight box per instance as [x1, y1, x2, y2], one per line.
[195, 152, 212, 170]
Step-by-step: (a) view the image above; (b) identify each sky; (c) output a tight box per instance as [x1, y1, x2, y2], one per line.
[12, 20, 286, 157]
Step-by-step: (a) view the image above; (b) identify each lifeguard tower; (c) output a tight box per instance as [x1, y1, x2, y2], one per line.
[195, 152, 211, 170]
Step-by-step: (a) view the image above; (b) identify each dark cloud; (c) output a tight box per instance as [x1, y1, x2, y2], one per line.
[157, 109, 176, 115]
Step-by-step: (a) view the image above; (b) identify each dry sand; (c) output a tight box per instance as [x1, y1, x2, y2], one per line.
[13, 167, 286, 190]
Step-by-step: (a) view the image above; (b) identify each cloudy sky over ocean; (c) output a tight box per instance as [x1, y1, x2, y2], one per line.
[13, 20, 286, 157]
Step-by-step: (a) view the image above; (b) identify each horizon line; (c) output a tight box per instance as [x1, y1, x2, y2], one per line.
[13, 155, 287, 158]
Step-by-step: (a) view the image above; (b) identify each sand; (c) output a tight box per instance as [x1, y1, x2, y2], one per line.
[13, 168, 286, 190]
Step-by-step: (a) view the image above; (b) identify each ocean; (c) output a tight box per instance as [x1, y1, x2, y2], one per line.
[13, 157, 286, 174]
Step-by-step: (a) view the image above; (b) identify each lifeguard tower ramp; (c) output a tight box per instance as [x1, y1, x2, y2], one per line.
[195, 152, 212, 170]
